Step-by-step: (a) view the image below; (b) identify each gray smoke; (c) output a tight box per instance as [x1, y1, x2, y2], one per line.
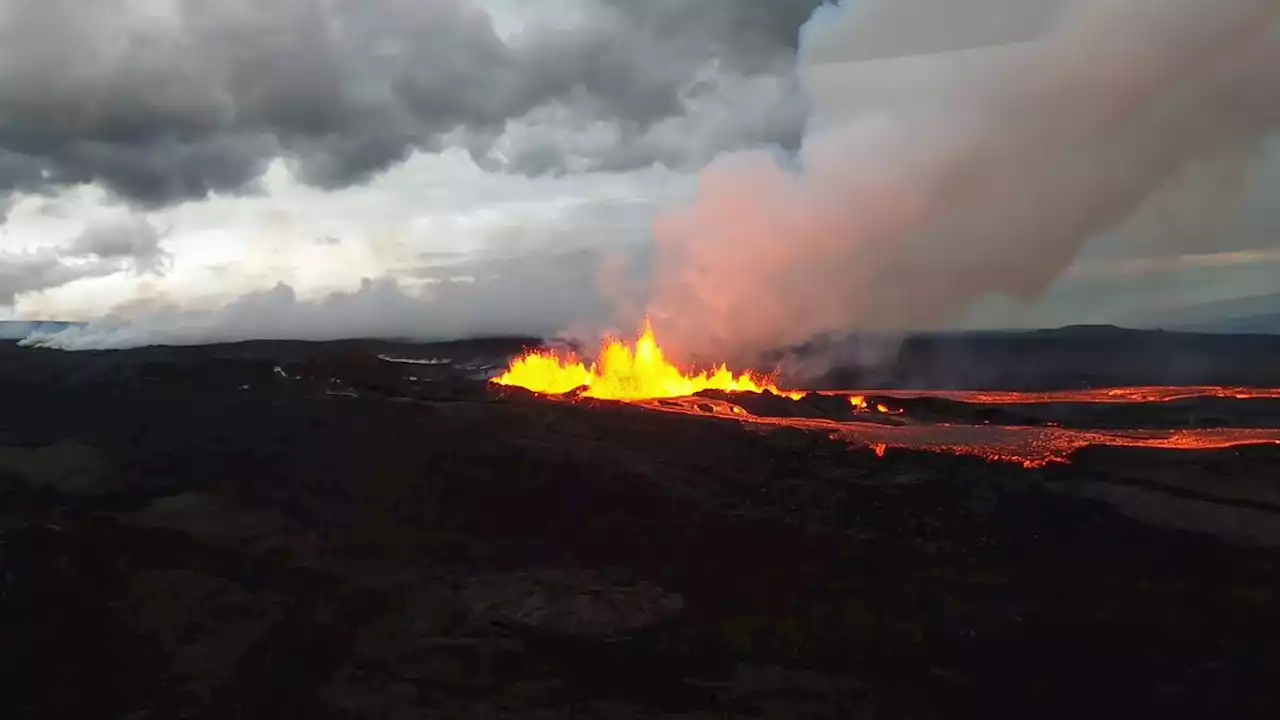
[645, 0, 1280, 365]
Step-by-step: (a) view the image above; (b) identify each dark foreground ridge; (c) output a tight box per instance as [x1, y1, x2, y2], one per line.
[3, 335, 1280, 718]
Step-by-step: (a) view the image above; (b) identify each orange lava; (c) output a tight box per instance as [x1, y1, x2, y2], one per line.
[632, 395, 1280, 468]
[842, 386, 1280, 405]
[491, 333, 1280, 466]
[849, 395, 897, 414]
[492, 319, 805, 401]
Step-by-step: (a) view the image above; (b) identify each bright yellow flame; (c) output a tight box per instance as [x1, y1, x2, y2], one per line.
[849, 395, 897, 414]
[493, 319, 805, 401]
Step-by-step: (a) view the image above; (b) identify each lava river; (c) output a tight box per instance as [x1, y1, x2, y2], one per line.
[631, 395, 1280, 468]
[493, 323, 1280, 467]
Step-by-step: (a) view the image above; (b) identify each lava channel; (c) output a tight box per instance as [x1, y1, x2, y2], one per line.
[633, 396, 1280, 468]
[491, 322, 1280, 467]
[835, 387, 1280, 404]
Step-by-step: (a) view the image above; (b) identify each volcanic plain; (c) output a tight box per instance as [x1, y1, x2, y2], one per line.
[4, 328, 1280, 718]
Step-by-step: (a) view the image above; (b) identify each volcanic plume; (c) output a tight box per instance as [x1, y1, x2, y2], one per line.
[643, 0, 1280, 365]
[491, 325, 1280, 468]
[494, 345, 1280, 467]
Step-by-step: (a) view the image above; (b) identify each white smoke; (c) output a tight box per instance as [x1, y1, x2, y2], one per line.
[644, 0, 1280, 364]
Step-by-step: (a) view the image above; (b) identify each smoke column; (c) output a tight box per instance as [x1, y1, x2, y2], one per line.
[644, 0, 1280, 365]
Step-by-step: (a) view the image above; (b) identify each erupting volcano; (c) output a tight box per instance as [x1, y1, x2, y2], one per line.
[492, 319, 804, 401]
[490, 324, 1280, 468]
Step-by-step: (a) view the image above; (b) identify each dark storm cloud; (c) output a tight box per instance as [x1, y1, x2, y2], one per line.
[0, 0, 821, 207]
[603, 0, 826, 61]
[0, 253, 115, 305]
[69, 217, 171, 274]
[1, 215, 169, 304]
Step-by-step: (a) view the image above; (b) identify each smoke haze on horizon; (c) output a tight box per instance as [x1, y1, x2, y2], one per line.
[4, 0, 1280, 354]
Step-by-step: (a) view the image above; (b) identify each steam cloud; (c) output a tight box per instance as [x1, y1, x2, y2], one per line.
[645, 0, 1280, 364]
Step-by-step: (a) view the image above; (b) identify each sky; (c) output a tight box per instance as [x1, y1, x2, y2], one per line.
[1, 0, 1278, 352]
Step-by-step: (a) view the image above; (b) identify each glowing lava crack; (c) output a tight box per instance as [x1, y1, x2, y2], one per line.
[491, 321, 1280, 467]
[492, 319, 804, 401]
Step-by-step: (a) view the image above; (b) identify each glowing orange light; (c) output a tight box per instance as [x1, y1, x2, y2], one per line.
[493, 319, 804, 401]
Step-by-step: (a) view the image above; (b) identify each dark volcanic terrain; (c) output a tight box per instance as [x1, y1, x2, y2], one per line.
[4, 331, 1280, 718]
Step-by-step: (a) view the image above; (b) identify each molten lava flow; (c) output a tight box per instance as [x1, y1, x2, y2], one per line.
[843, 387, 1280, 405]
[631, 391, 1280, 468]
[492, 341, 1280, 467]
[493, 320, 804, 401]
[849, 395, 896, 414]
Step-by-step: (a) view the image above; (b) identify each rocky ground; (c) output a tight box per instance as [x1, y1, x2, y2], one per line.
[3, 337, 1280, 718]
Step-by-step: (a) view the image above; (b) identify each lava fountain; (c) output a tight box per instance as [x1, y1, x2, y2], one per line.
[490, 321, 1280, 468]
[492, 319, 804, 401]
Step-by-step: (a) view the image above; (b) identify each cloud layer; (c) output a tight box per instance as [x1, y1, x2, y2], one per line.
[0, 0, 819, 206]
[8, 0, 1280, 357]
[1, 215, 168, 304]
[19, 244, 637, 349]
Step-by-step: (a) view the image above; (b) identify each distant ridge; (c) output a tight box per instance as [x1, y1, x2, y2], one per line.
[1127, 292, 1280, 335]
[1171, 313, 1280, 335]
[3, 316, 1277, 350]
[1031, 324, 1132, 335]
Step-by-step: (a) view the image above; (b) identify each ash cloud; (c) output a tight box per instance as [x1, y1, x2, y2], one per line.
[0, 0, 820, 207]
[645, 0, 1280, 365]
